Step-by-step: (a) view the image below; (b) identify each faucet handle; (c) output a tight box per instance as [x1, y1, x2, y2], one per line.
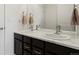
[58, 25, 61, 32]
[29, 24, 33, 31]
[36, 25, 40, 30]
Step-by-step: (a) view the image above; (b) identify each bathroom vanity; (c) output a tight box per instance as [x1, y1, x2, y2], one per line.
[14, 29, 79, 55]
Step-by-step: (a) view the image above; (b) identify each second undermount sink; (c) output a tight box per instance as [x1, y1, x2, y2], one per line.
[45, 33, 70, 40]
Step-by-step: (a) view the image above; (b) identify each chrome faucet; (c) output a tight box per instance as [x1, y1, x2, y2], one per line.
[30, 24, 33, 31]
[55, 25, 61, 34]
[36, 25, 40, 30]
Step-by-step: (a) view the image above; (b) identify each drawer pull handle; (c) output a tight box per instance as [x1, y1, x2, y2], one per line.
[33, 50, 41, 54]
[24, 46, 30, 49]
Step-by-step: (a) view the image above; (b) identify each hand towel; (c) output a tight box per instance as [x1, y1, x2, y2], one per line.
[71, 8, 79, 25]
[22, 12, 24, 24]
[29, 13, 34, 25]
[22, 12, 27, 25]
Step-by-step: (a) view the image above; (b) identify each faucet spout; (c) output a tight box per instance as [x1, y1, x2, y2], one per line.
[55, 25, 61, 34]
[29, 24, 33, 31]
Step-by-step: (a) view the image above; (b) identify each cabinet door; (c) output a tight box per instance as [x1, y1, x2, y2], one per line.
[14, 39, 22, 55]
[45, 51, 56, 55]
[32, 38, 44, 49]
[45, 42, 70, 55]
[24, 36, 31, 44]
[69, 49, 79, 55]
[14, 33, 22, 40]
[32, 47, 44, 55]
[24, 50, 31, 55]
[24, 43, 31, 51]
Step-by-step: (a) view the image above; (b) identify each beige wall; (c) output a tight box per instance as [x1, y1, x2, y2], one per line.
[57, 4, 74, 31]
[27, 4, 44, 29]
[43, 4, 75, 31]
[43, 4, 57, 29]
[5, 4, 44, 55]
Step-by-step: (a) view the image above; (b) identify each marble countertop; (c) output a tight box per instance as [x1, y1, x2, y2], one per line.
[14, 28, 79, 50]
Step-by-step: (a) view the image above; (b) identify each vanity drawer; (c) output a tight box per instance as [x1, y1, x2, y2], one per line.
[14, 39, 22, 55]
[32, 47, 44, 55]
[14, 33, 22, 40]
[32, 38, 44, 49]
[45, 42, 70, 55]
[23, 50, 31, 55]
[24, 36, 31, 43]
[24, 43, 31, 51]
[45, 51, 56, 55]
[69, 49, 79, 55]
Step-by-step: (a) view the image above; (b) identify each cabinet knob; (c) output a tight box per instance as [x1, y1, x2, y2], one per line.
[33, 50, 41, 54]
[0, 27, 4, 30]
[24, 46, 30, 49]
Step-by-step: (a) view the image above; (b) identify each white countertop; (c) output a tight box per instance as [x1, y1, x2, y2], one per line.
[14, 28, 79, 50]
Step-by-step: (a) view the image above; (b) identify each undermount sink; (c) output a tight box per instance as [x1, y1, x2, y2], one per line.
[45, 33, 70, 40]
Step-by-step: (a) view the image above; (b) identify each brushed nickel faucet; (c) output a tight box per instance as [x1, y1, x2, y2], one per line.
[55, 25, 61, 34]
[36, 25, 40, 30]
[30, 24, 33, 31]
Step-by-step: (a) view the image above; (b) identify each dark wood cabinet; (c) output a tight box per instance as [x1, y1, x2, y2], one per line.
[14, 33, 79, 55]
[32, 38, 45, 49]
[45, 51, 56, 55]
[24, 43, 31, 51]
[68, 48, 79, 55]
[14, 33, 22, 40]
[32, 47, 44, 55]
[24, 36, 31, 44]
[45, 42, 70, 55]
[23, 50, 31, 55]
[14, 39, 22, 55]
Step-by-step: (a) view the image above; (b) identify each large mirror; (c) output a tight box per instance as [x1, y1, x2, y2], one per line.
[40, 4, 77, 31]
[41, 4, 57, 30]
[28, 4, 57, 30]
[57, 4, 74, 31]
[28, 4, 78, 31]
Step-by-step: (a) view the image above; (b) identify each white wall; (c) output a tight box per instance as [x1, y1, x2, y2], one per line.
[5, 4, 27, 55]
[0, 4, 5, 55]
[57, 4, 74, 31]
[43, 4, 75, 31]
[28, 4, 44, 29]
[43, 4, 57, 29]
[5, 4, 44, 55]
